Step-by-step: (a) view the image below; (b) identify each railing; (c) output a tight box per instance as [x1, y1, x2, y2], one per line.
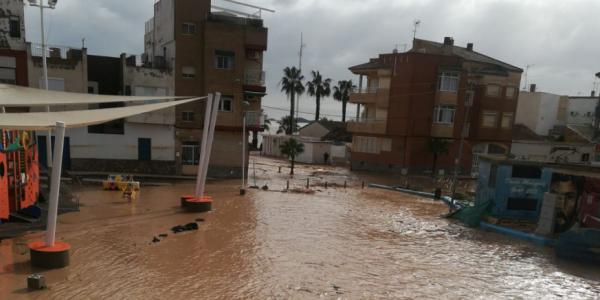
[30, 43, 83, 60]
[351, 87, 379, 94]
[244, 70, 266, 86]
[347, 118, 387, 134]
[245, 111, 264, 127]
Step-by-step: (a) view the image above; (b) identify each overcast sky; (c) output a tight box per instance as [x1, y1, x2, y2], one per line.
[24, 0, 600, 121]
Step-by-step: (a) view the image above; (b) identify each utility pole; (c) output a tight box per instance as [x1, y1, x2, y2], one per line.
[451, 85, 474, 199]
[295, 33, 306, 132]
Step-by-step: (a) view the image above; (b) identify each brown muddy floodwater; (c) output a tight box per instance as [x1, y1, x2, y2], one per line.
[1, 157, 600, 299]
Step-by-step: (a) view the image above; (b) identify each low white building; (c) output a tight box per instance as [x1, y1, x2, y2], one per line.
[262, 135, 348, 164]
[568, 93, 599, 125]
[516, 89, 568, 136]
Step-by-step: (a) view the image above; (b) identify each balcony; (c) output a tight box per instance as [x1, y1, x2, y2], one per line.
[349, 87, 389, 108]
[347, 119, 387, 134]
[244, 111, 264, 129]
[244, 70, 265, 86]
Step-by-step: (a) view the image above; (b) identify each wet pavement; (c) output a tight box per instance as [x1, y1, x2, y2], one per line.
[1, 156, 599, 299]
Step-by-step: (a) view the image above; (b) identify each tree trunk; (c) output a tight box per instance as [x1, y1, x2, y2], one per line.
[315, 94, 320, 121]
[342, 99, 347, 122]
[290, 156, 295, 175]
[356, 103, 360, 119]
[288, 92, 295, 135]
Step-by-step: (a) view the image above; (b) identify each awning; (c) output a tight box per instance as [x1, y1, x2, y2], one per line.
[0, 84, 187, 106]
[0, 97, 205, 130]
[244, 90, 267, 97]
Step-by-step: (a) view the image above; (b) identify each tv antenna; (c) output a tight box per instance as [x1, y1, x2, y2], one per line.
[412, 19, 421, 40]
[522, 64, 534, 90]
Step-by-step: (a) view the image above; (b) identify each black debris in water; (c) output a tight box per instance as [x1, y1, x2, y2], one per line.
[171, 222, 199, 233]
[152, 236, 161, 243]
[195, 218, 205, 222]
[158, 233, 168, 238]
[262, 185, 269, 191]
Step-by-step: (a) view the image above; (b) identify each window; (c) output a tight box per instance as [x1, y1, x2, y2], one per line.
[501, 113, 514, 129]
[182, 111, 195, 121]
[182, 22, 196, 34]
[9, 16, 20, 38]
[433, 105, 456, 124]
[486, 85, 501, 97]
[215, 50, 235, 69]
[582, 153, 590, 162]
[438, 71, 459, 92]
[511, 165, 541, 179]
[218, 96, 233, 112]
[182, 142, 200, 165]
[182, 66, 195, 78]
[380, 138, 392, 152]
[505, 87, 516, 99]
[481, 111, 497, 128]
[353, 136, 381, 154]
[0, 56, 16, 84]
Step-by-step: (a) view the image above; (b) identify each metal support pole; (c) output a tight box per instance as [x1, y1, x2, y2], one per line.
[195, 94, 214, 197]
[45, 122, 65, 247]
[242, 115, 246, 191]
[39, 4, 53, 172]
[199, 93, 220, 198]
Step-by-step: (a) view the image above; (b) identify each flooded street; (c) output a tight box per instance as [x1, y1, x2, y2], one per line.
[1, 156, 599, 299]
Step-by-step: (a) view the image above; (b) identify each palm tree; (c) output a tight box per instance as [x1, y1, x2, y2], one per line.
[280, 67, 305, 134]
[333, 80, 355, 122]
[426, 138, 451, 177]
[306, 70, 331, 121]
[279, 138, 305, 175]
[276, 116, 298, 134]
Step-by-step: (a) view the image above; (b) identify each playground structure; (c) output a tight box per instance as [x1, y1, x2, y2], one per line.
[102, 175, 141, 191]
[0, 130, 40, 222]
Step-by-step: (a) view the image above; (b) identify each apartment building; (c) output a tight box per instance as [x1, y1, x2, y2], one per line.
[515, 85, 569, 137]
[144, 0, 267, 177]
[0, 0, 28, 87]
[348, 37, 522, 175]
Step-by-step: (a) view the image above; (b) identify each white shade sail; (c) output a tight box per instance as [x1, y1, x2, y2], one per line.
[0, 84, 188, 106]
[0, 97, 205, 130]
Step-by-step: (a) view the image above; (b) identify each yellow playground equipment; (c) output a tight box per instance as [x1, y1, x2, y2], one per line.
[102, 175, 140, 191]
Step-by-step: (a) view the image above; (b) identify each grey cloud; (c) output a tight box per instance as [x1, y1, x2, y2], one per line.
[24, 0, 600, 120]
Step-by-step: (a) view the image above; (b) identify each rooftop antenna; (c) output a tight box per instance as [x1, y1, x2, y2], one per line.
[522, 64, 534, 90]
[412, 19, 421, 41]
[296, 33, 306, 131]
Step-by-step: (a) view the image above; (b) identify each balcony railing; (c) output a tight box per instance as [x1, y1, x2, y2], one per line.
[30, 43, 83, 60]
[244, 70, 266, 86]
[346, 119, 387, 134]
[351, 87, 379, 94]
[245, 111, 264, 128]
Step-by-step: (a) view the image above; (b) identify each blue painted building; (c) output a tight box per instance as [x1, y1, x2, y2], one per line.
[476, 156, 553, 220]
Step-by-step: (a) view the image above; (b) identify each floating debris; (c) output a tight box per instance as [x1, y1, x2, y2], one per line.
[171, 222, 199, 233]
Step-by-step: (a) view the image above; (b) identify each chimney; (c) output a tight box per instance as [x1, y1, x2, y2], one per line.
[443, 37, 454, 46]
[592, 90, 596, 97]
[466, 43, 473, 52]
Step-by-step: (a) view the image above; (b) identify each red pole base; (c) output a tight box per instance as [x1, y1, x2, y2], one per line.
[180, 195, 212, 212]
[28, 241, 70, 269]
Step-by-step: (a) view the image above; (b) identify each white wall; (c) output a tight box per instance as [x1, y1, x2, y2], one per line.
[145, 0, 175, 68]
[568, 97, 598, 125]
[66, 123, 175, 161]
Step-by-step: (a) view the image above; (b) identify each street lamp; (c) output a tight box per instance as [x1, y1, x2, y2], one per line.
[28, 0, 58, 173]
[241, 101, 250, 195]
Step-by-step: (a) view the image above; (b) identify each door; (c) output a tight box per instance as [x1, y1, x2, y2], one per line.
[37, 135, 71, 171]
[138, 138, 152, 161]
